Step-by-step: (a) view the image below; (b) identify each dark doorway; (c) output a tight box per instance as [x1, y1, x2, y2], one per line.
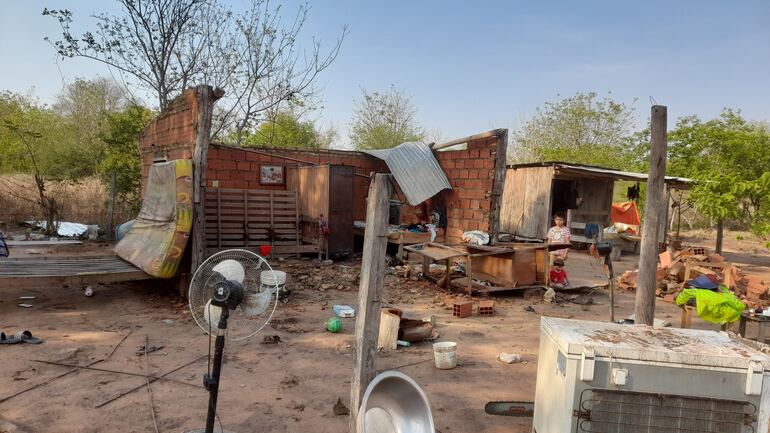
[550, 179, 577, 218]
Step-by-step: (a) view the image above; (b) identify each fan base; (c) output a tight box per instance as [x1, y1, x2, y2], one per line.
[184, 429, 238, 433]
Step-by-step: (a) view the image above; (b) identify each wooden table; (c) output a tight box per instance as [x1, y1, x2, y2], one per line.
[404, 242, 471, 292]
[738, 311, 770, 343]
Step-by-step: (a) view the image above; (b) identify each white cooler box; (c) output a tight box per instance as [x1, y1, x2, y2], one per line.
[533, 317, 770, 433]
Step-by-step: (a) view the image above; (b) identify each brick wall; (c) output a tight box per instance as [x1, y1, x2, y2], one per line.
[206, 144, 388, 221]
[435, 136, 500, 244]
[137, 89, 198, 190]
[133, 85, 504, 246]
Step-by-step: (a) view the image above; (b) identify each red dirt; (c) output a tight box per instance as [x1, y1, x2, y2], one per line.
[0, 230, 767, 433]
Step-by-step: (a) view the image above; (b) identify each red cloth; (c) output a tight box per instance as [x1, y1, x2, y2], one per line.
[611, 201, 641, 226]
[550, 268, 568, 284]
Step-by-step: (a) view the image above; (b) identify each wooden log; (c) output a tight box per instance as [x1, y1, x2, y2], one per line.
[349, 174, 391, 433]
[635, 105, 667, 326]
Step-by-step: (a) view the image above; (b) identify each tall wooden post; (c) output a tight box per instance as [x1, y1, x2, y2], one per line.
[191, 86, 224, 273]
[635, 105, 668, 326]
[349, 174, 391, 433]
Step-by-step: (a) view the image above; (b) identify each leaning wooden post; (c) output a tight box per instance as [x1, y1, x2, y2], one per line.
[635, 105, 668, 326]
[349, 174, 391, 433]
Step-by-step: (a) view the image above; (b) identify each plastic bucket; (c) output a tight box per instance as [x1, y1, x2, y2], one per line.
[260, 270, 287, 295]
[433, 341, 457, 369]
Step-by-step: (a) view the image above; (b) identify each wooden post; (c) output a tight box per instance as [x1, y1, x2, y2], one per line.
[635, 105, 668, 326]
[349, 174, 391, 433]
[716, 219, 724, 255]
[108, 170, 117, 240]
[488, 129, 508, 246]
[191, 85, 223, 273]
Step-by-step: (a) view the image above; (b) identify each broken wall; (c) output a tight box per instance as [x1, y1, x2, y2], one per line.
[137, 89, 199, 191]
[434, 135, 502, 244]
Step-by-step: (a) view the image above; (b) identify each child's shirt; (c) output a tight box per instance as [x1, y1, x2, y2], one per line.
[547, 225, 571, 258]
[550, 267, 568, 284]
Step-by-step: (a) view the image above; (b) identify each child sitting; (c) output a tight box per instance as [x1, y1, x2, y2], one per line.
[549, 258, 571, 289]
[547, 211, 571, 260]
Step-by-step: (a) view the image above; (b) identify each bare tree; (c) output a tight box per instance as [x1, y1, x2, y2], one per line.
[350, 85, 424, 150]
[44, 0, 346, 142]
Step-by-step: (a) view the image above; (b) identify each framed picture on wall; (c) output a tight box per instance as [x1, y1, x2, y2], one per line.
[260, 164, 284, 185]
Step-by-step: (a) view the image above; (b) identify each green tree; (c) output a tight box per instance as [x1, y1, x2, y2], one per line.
[350, 85, 424, 150]
[0, 92, 81, 233]
[511, 92, 637, 168]
[239, 111, 320, 149]
[668, 110, 770, 235]
[99, 105, 154, 210]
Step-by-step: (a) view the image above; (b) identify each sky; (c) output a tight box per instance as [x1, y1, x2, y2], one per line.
[1, 0, 769, 148]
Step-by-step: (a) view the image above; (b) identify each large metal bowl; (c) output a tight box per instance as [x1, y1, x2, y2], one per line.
[358, 371, 435, 433]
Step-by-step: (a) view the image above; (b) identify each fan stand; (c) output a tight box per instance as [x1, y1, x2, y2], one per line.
[187, 281, 243, 433]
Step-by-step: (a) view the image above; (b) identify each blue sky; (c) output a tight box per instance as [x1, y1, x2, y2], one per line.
[2, 0, 768, 147]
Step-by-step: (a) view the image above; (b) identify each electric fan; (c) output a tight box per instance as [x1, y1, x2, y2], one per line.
[186, 249, 280, 433]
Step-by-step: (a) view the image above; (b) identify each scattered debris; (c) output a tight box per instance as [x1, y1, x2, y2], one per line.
[262, 335, 282, 344]
[524, 305, 536, 313]
[617, 247, 767, 308]
[497, 353, 523, 364]
[17, 303, 33, 308]
[84, 286, 94, 297]
[543, 287, 556, 303]
[332, 305, 355, 318]
[333, 397, 349, 415]
[18, 296, 36, 300]
[135, 345, 165, 356]
[161, 319, 174, 325]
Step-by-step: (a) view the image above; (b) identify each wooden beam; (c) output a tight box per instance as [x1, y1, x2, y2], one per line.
[635, 105, 668, 326]
[191, 85, 219, 273]
[431, 128, 506, 150]
[349, 174, 391, 433]
[488, 129, 508, 245]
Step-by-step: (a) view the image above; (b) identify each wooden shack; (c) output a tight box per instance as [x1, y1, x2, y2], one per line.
[498, 162, 691, 243]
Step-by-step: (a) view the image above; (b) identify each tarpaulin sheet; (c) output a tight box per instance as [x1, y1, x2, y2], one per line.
[114, 160, 193, 278]
[676, 287, 745, 324]
[611, 201, 641, 226]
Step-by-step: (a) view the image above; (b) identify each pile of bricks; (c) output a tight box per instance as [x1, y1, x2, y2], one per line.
[617, 247, 768, 308]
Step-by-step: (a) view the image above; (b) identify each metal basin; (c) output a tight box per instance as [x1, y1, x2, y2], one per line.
[358, 371, 435, 433]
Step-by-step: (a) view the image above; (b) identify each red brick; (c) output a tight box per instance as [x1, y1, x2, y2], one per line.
[234, 180, 249, 189]
[469, 149, 480, 158]
[220, 180, 236, 188]
[214, 170, 230, 180]
[464, 220, 479, 230]
[463, 209, 474, 219]
[209, 159, 223, 170]
[246, 152, 261, 161]
[222, 160, 237, 170]
[479, 201, 491, 211]
[478, 221, 490, 231]
[237, 161, 250, 170]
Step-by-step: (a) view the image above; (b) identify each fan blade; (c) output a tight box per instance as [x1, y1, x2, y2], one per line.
[212, 259, 245, 283]
[240, 289, 271, 317]
[204, 299, 224, 329]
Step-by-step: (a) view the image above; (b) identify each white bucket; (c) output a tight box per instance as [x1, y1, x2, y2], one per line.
[433, 341, 457, 370]
[260, 270, 287, 295]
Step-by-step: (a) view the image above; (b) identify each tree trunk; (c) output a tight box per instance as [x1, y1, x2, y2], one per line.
[716, 219, 724, 255]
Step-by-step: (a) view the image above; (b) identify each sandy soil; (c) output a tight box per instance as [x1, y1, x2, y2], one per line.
[0, 231, 767, 433]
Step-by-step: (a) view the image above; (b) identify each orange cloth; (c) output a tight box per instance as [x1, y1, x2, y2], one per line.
[611, 201, 641, 226]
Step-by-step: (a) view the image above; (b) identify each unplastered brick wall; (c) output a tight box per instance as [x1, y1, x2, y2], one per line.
[207, 144, 388, 221]
[435, 136, 499, 244]
[137, 88, 198, 190]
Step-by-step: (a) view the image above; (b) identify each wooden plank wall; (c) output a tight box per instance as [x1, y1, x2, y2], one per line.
[499, 166, 554, 239]
[567, 177, 614, 225]
[286, 165, 329, 243]
[203, 188, 301, 255]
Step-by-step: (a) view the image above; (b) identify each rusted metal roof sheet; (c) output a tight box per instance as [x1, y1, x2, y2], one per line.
[362, 142, 451, 205]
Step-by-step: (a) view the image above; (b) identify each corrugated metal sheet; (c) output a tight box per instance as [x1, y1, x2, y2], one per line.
[507, 161, 693, 188]
[362, 142, 451, 205]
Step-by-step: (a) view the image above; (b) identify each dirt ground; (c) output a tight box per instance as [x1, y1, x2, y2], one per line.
[0, 230, 768, 433]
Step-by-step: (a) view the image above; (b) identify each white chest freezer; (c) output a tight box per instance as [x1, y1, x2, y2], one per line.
[533, 317, 770, 433]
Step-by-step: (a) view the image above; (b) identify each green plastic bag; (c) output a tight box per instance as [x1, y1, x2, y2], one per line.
[675, 287, 745, 324]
